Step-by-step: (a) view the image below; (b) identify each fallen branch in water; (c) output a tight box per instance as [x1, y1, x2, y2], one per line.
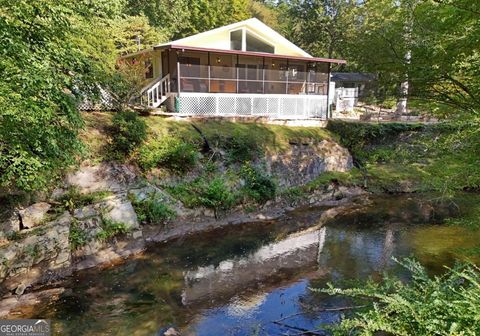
[274, 321, 325, 335]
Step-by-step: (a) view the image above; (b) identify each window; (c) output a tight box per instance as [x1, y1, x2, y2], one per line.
[246, 32, 274, 53]
[230, 30, 242, 51]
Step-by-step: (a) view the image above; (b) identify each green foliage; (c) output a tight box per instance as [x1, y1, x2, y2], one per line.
[318, 258, 480, 335]
[96, 217, 130, 241]
[111, 14, 165, 56]
[59, 187, 111, 214]
[0, 0, 123, 191]
[198, 177, 236, 216]
[137, 136, 197, 172]
[223, 132, 261, 164]
[166, 176, 235, 217]
[240, 163, 276, 203]
[126, 0, 251, 40]
[69, 220, 88, 250]
[326, 120, 424, 163]
[130, 193, 176, 225]
[111, 111, 147, 155]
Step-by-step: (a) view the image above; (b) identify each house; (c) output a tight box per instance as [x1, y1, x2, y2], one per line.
[332, 72, 377, 112]
[124, 18, 346, 119]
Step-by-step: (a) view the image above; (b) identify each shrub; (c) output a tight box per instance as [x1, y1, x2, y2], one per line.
[240, 163, 276, 203]
[130, 193, 176, 225]
[111, 111, 147, 155]
[166, 176, 235, 218]
[223, 132, 260, 164]
[59, 187, 111, 214]
[96, 217, 130, 241]
[198, 177, 236, 217]
[137, 136, 197, 172]
[69, 220, 88, 250]
[317, 258, 480, 335]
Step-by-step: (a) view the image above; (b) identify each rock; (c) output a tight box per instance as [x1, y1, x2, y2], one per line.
[101, 197, 139, 230]
[15, 283, 26, 295]
[132, 230, 143, 239]
[66, 163, 138, 194]
[161, 327, 180, 336]
[19, 202, 51, 228]
[73, 205, 98, 220]
[50, 188, 66, 200]
[202, 209, 215, 218]
[267, 139, 353, 188]
[2, 210, 21, 234]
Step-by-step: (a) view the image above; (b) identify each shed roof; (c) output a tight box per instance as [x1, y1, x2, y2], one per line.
[331, 72, 377, 82]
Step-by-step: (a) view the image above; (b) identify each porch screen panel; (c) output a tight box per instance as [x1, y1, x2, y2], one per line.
[210, 53, 236, 93]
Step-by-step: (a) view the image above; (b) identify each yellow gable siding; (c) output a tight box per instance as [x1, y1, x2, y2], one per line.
[176, 30, 231, 50]
[174, 24, 309, 57]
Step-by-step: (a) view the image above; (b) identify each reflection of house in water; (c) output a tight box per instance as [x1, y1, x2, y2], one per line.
[182, 222, 399, 308]
[182, 227, 327, 306]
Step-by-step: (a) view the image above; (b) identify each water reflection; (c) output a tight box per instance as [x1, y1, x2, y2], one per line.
[7, 194, 480, 336]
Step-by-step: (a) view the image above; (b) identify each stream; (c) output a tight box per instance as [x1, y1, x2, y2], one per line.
[5, 193, 480, 335]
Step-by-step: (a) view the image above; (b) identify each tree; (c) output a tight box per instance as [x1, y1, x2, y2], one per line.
[0, 0, 122, 192]
[126, 0, 251, 40]
[284, 0, 359, 59]
[111, 14, 165, 56]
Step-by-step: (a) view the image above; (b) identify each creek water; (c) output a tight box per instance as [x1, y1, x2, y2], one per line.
[8, 193, 480, 335]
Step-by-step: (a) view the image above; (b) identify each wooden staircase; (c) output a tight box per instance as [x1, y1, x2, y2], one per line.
[139, 74, 171, 108]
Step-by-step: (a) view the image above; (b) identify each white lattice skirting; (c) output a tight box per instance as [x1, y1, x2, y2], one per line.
[176, 93, 328, 119]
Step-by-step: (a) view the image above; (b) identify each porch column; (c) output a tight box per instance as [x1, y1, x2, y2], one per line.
[236, 54, 239, 94]
[207, 51, 211, 93]
[326, 62, 332, 119]
[285, 59, 289, 94]
[177, 60, 181, 95]
[262, 57, 265, 94]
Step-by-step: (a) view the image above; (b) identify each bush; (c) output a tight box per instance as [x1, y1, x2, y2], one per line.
[96, 217, 130, 241]
[317, 258, 480, 335]
[166, 176, 235, 218]
[223, 132, 260, 164]
[130, 193, 176, 225]
[240, 163, 276, 203]
[111, 111, 147, 155]
[69, 220, 88, 250]
[137, 136, 197, 172]
[198, 177, 236, 217]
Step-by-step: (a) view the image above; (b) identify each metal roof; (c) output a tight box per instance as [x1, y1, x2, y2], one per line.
[331, 72, 376, 81]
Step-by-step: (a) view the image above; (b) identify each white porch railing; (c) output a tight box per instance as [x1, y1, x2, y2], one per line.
[140, 74, 171, 108]
[176, 93, 328, 119]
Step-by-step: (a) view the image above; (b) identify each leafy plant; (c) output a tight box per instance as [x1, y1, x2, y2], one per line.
[137, 136, 197, 172]
[69, 220, 88, 250]
[240, 163, 276, 203]
[222, 132, 261, 164]
[166, 176, 235, 218]
[317, 258, 480, 335]
[130, 193, 176, 225]
[96, 217, 130, 241]
[59, 187, 111, 214]
[198, 177, 236, 218]
[110, 111, 147, 155]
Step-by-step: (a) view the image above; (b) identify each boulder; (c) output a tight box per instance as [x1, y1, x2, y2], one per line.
[19, 202, 51, 228]
[65, 163, 138, 194]
[102, 197, 139, 230]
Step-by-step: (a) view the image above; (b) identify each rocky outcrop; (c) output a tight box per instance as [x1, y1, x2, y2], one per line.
[0, 212, 72, 296]
[267, 139, 353, 187]
[0, 137, 356, 305]
[65, 162, 140, 194]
